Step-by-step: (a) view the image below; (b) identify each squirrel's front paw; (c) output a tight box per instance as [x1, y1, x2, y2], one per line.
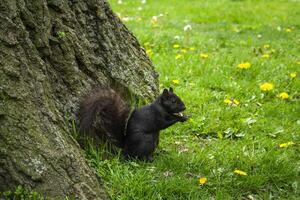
[179, 115, 189, 122]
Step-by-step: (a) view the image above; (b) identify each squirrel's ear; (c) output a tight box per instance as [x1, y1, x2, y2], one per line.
[169, 87, 173, 93]
[162, 89, 169, 97]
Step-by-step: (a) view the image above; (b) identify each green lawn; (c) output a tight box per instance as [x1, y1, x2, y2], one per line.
[87, 0, 300, 199]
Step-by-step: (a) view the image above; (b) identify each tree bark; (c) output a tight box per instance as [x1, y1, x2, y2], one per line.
[0, 0, 159, 199]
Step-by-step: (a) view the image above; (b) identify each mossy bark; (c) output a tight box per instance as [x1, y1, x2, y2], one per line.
[0, 0, 159, 199]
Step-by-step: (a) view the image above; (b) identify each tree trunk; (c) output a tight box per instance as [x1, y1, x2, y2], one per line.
[0, 0, 159, 199]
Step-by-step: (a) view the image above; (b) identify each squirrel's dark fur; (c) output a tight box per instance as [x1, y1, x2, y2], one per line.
[77, 87, 187, 160]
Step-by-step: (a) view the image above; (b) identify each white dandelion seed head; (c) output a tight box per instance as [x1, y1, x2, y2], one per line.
[174, 35, 181, 40]
[184, 24, 192, 32]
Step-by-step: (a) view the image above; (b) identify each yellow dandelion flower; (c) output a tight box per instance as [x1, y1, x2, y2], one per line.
[234, 169, 247, 176]
[199, 177, 207, 186]
[278, 92, 289, 100]
[286, 28, 292, 33]
[200, 53, 209, 59]
[224, 99, 232, 105]
[296, 61, 300, 65]
[175, 54, 182, 60]
[172, 79, 179, 84]
[261, 54, 270, 59]
[224, 99, 239, 106]
[279, 141, 295, 148]
[237, 62, 251, 69]
[263, 44, 270, 49]
[146, 49, 153, 57]
[290, 72, 296, 79]
[181, 48, 187, 53]
[233, 99, 240, 105]
[260, 82, 274, 92]
[173, 44, 180, 49]
[190, 47, 195, 51]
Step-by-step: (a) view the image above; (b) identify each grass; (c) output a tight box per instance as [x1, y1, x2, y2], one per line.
[85, 0, 300, 199]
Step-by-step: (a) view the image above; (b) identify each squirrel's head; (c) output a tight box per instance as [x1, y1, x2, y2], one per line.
[160, 87, 186, 115]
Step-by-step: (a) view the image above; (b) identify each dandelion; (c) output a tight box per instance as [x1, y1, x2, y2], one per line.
[286, 28, 292, 33]
[237, 62, 251, 69]
[184, 24, 192, 32]
[279, 141, 295, 148]
[233, 99, 240, 105]
[175, 54, 182, 60]
[137, 7, 143, 11]
[224, 99, 232, 105]
[146, 49, 153, 57]
[141, 0, 146, 4]
[290, 72, 296, 79]
[200, 53, 209, 59]
[151, 16, 158, 27]
[190, 47, 195, 51]
[296, 61, 300, 65]
[260, 82, 274, 92]
[224, 98, 239, 106]
[151, 16, 158, 23]
[180, 48, 187, 53]
[172, 79, 179, 84]
[263, 44, 270, 49]
[278, 92, 289, 100]
[151, 16, 158, 22]
[117, 0, 123, 4]
[261, 54, 270, 59]
[199, 177, 207, 186]
[173, 44, 180, 49]
[174, 35, 181, 40]
[234, 169, 247, 176]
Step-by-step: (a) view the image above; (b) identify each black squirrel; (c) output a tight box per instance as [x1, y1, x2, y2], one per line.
[77, 87, 188, 161]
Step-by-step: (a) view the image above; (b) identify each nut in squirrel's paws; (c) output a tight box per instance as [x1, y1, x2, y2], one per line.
[173, 112, 189, 122]
[173, 112, 184, 117]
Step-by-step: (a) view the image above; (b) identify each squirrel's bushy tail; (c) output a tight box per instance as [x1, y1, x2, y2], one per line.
[77, 88, 131, 148]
